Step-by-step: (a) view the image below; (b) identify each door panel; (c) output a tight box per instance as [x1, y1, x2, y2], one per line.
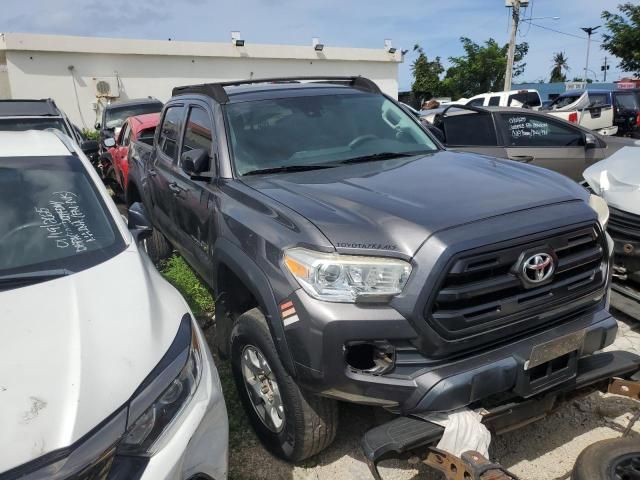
[497, 112, 592, 181]
[149, 105, 185, 241]
[172, 104, 218, 280]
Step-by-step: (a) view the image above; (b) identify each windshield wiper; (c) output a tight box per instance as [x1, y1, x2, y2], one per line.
[0, 269, 72, 288]
[336, 151, 429, 165]
[243, 164, 338, 176]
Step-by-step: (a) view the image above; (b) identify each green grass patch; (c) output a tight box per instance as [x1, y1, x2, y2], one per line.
[159, 255, 215, 317]
[158, 254, 258, 473]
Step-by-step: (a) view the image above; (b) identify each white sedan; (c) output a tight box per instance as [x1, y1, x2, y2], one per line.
[0, 130, 228, 479]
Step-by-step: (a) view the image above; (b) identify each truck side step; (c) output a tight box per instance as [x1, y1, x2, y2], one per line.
[361, 416, 444, 479]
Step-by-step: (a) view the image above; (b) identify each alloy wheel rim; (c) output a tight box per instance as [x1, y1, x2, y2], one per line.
[241, 345, 285, 433]
[613, 453, 640, 480]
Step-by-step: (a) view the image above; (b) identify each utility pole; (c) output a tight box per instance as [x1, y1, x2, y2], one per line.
[601, 56, 610, 82]
[581, 25, 600, 83]
[504, 0, 521, 91]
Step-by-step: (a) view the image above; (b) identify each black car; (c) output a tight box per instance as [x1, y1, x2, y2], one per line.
[127, 76, 639, 469]
[0, 99, 98, 158]
[96, 97, 163, 154]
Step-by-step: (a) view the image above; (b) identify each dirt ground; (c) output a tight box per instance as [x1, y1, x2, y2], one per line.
[216, 308, 640, 480]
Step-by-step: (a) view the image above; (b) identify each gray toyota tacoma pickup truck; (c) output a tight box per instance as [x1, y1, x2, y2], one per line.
[128, 76, 640, 469]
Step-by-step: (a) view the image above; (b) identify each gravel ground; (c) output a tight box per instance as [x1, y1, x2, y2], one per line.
[219, 308, 640, 480]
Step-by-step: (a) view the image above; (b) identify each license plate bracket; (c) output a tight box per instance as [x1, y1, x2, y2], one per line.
[525, 330, 586, 371]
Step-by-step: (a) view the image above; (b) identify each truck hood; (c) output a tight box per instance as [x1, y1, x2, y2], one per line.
[0, 246, 188, 473]
[243, 151, 585, 256]
[584, 146, 640, 215]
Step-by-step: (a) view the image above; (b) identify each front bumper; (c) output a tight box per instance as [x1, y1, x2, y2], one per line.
[286, 288, 617, 415]
[138, 325, 228, 480]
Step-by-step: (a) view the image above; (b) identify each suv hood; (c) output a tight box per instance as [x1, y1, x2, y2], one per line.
[243, 151, 586, 256]
[0, 246, 189, 473]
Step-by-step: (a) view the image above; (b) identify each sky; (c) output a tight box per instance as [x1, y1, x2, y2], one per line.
[0, 0, 629, 91]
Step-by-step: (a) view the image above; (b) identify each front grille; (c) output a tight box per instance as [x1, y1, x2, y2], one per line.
[608, 206, 640, 241]
[426, 224, 607, 340]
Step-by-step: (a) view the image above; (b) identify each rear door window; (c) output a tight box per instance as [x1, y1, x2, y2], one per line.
[467, 97, 485, 107]
[488, 96, 501, 106]
[615, 93, 638, 110]
[158, 106, 185, 161]
[499, 113, 583, 147]
[443, 113, 498, 146]
[507, 92, 541, 108]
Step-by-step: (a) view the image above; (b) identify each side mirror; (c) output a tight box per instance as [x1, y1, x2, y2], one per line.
[103, 137, 116, 148]
[128, 202, 153, 241]
[181, 148, 212, 179]
[80, 139, 99, 155]
[585, 133, 597, 150]
[95, 122, 101, 130]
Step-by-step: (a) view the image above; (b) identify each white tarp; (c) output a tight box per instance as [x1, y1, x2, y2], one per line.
[415, 408, 491, 458]
[583, 146, 640, 215]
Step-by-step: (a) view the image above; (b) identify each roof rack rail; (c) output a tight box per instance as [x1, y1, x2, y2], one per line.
[441, 104, 490, 116]
[172, 76, 381, 104]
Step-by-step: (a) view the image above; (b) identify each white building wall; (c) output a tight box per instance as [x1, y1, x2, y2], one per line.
[1, 33, 401, 128]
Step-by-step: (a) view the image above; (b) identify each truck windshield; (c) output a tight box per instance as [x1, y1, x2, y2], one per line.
[0, 155, 125, 283]
[105, 104, 163, 129]
[225, 93, 438, 176]
[0, 117, 71, 136]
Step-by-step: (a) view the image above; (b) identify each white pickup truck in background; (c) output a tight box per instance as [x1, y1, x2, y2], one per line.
[544, 91, 618, 136]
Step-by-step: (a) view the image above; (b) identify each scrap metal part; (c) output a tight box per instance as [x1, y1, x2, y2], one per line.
[423, 448, 519, 480]
[608, 376, 640, 437]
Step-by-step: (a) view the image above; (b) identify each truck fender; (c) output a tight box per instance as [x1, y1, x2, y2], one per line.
[212, 238, 296, 376]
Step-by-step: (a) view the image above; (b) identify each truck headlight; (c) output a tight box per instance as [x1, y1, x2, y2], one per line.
[589, 194, 610, 230]
[284, 248, 412, 303]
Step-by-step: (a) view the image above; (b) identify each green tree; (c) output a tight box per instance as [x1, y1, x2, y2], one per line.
[602, 3, 640, 75]
[549, 52, 569, 83]
[440, 37, 528, 99]
[411, 44, 444, 98]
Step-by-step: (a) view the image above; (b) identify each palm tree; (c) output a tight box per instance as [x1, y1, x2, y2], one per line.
[550, 52, 569, 83]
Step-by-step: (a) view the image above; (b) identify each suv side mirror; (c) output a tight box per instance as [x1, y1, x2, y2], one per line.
[584, 133, 597, 150]
[95, 122, 101, 130]
[128, 202, 153, 241]
[181, 149, 212, 179]
[80, 139, 99, 155]
[103, 137, 116, 148]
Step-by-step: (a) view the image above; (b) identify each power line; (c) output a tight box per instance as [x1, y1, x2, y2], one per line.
[525, 21, 602, 42]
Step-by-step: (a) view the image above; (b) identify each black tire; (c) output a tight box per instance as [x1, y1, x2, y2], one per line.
[572, 437, 640, 480]
[143, 228, 172, 263]
[230, 307, 338, 462]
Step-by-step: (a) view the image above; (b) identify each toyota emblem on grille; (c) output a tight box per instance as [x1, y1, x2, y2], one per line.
[522, 253, 555, 283]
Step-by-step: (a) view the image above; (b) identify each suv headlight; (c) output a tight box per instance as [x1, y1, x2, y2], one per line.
[589, 194, 610, 230]
[284, 248, 412, 303]
[119, 314, 202, 455]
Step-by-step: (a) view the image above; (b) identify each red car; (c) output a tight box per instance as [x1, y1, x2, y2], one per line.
[102, 112, 160, 196]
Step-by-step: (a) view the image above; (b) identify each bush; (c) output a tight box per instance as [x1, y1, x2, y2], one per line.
[82, 129, 100, 141]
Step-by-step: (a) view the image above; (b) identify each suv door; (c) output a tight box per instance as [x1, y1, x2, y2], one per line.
[149, 104, 186, 241]
[496, 112, 604, 180]
[440, 111, 505, 158]
[172, 103, 218, 281]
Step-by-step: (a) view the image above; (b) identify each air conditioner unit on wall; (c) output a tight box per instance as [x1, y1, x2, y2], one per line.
[93, 77, 120, 98]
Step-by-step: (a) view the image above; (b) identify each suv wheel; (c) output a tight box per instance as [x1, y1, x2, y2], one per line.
[230, 307, 338, 461]
[143, 229, 172, 263]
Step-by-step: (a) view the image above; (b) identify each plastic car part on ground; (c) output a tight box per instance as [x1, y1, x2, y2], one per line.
[414, 408, 491, 458]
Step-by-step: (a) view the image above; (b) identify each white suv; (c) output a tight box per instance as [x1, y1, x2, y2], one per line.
[0, 130, 227, 479]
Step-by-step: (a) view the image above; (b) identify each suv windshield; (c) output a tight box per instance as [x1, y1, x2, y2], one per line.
[0, 155, 125, 282]
[225, 93, 438, 176]
[105, 104, 163, 129]
[0, 117, 71, 136]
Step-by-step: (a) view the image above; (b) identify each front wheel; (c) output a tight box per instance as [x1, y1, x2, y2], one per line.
[142, 228, 172, 263]
[230, 308, 338, 461]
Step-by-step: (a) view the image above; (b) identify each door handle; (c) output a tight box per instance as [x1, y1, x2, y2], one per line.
[509, 155, 535, 163]
[168, 182, 183, 195]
